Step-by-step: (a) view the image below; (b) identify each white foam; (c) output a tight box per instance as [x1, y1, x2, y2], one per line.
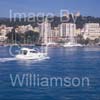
[0, 56, 50, 63]
[0, 58, 17, 62]
[36, 56, 50, 61]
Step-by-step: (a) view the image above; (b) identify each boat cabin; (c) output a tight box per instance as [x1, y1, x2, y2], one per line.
[20, 48, 38, 55]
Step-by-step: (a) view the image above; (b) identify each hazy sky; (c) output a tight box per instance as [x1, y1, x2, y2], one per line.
[0, 0, 100, 17]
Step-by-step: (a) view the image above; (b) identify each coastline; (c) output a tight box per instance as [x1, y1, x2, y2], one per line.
[0, 43, 100, 47]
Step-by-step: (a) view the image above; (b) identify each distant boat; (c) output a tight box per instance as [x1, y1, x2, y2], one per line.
[47, 42, 58, 46]
[16, 48, 48, 60]
[41, 42, 58, 47]
[63, 42, 83, 47]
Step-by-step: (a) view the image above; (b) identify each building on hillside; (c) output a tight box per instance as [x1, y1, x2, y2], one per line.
[51, 26, 61, 42]
[60, 23, 76, 41]
[83, 23, 100, 40]
[15, 25, 33, 33]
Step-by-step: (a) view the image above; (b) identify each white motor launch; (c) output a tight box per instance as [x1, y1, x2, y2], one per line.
[16, 48, 48, 60]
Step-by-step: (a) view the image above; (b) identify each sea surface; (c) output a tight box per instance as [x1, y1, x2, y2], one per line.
[0, 46, 100, 100]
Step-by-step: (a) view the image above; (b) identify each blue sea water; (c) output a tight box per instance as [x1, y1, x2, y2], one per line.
[0, 46, 100, 100]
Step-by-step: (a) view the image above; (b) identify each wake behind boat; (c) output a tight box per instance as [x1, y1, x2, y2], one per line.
[16, 47, 49, 60]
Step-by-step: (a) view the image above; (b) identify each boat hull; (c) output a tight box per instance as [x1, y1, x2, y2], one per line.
[16, 53, 47, 60]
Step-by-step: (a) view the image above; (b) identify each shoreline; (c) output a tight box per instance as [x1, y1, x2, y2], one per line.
[0, 43, 100, 47]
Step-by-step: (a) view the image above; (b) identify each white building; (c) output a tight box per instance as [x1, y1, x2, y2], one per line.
[0, 36, 7, 42]
[0, 29, 7, 42]
[33, 27, 39, 32]
[51, 26, 61, 42]
[60, 23, 76, 40]
[0, 25, 12, 42]
[0, 29, 7, 36]
[83, 23, 100, 40]
[15, 25, 33, 33]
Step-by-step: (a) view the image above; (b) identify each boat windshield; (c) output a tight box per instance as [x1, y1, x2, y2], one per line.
[30, 50, 38, 53]
[20, 50, 27, 55]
